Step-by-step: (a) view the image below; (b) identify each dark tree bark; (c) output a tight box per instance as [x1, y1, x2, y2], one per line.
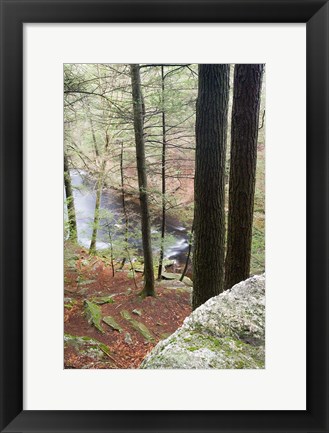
[157, 65, 167, 281]
[64, 153, 77, 242]
[130, 64, 155, 297]
[224, 64, 264, 290]
[192, 64, 230, 310]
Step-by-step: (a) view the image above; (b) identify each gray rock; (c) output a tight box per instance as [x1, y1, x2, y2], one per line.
[161, 272, 193, 287]
[132, 309, 142, 316]
[159, 279, 186, 288]
[140, 274, 265, 369]
[124, 332, 133, 345]
[64, 333, 110, 360]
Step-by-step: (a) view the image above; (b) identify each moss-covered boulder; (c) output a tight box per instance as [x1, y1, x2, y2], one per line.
[84, 300, 104, 333]
[64, 334, 111, 360]
[140, 274, 265, 369]
[103, 315, 122, 332]
[121, 310, 155, 342]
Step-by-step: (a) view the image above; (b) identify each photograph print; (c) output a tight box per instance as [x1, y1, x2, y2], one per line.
[64, 63, 265, 369]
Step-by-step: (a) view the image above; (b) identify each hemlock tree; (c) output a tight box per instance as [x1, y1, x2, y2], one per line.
[192, 64, 230, 310]
[130, 64, 155, 297]
[224, 64, 264, 291]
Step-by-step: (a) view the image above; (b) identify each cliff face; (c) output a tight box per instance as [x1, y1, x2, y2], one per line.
[140, 274, 265, 369]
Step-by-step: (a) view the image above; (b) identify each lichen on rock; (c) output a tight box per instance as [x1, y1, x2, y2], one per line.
[140, 274, 265, 369]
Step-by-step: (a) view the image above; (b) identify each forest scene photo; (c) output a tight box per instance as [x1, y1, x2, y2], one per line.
[64, 63, 265, 369]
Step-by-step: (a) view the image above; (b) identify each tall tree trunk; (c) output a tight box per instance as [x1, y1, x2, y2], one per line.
[157, 65, 167, 280]
[120, 141, 129, 266]
[89, 159, 106, 254]
[89, 116, 99, 158]
[89, 126, 109, 254]
[83, 98, 99, 157]
[192, 64, 230, 310]
[64, 153, 78, 242]
[120, 141, 138, 289]
[130, 64, 155, 297]
[224, 64, 264, 290]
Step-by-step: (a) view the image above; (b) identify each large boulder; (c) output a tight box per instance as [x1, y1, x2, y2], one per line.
[140, 274, 265, 369]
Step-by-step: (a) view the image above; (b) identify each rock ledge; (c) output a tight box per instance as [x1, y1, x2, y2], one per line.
[140, 274, 265, 369]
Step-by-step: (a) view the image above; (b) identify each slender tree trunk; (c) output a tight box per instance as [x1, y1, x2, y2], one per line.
[224, 64, 264, 290]
[83, 98, 99, 157]
[64, 153, 78, 242]
[89, 116, 99, 158]
[89, 159, 106, 254]
[120, 141, 138, 289]
[192, 64, 230, 310]
[120, 141, 129, 262]
[180, 221, 194, 282]
[89, 126, 109, 254]
[130, 64, 155, 297]
[107, 224, 115, 277]
[157, 66, 167, 280]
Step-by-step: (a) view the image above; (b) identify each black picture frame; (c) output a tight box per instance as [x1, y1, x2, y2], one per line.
[1, 1, 328, 432]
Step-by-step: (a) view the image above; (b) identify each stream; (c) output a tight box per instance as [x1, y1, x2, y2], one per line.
[65, 170, 190, 266]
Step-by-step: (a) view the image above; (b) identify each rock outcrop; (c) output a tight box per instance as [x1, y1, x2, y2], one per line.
[140, 274, 265, 369]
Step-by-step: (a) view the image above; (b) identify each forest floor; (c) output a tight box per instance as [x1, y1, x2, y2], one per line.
[64, 242, 192, 369]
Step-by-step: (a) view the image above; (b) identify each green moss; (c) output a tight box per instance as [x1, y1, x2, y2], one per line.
[121, 310, 132, 321]
[103, 316, 122, 332]
[64, 298, 77, 310]
[78, 279, 96, 286]
[64, 333, 111, 358]
[84, 300, 104, 333]
[178, 332, 265, 369]
[120, 310, 155, 342]
[90, 296, 115, 305]
[160, 332, 172, 340]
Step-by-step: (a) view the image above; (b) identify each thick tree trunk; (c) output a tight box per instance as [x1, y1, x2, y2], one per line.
[192, 64, 230, 310]
[224, 64, 264, 291]
[130, 64, 155, 297]
[157, 66, 167, 281]
[64, 153, 78, 242]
